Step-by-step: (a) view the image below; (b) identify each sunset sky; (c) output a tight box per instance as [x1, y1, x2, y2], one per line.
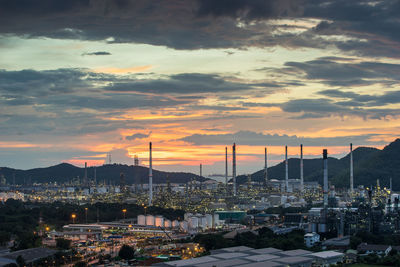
[0, 0, 399, 175]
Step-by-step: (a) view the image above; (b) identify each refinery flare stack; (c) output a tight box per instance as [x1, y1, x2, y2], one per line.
[264, 147, 268, 187]
[285, 145, 289, 193]
[300, 144, 304, 192]
[350, 143, 354, 193]
[149, 142, 153, 206]
[232, 143, 237, 196]
[323, 149, 328, 208]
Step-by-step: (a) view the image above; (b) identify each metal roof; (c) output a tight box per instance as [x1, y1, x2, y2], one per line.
[212, 252, 250, 259]
[246, 254, 280, 262]
[194, 258, 251, 267]
[252, 247, 283, 254]
[310, 251, 344, 259]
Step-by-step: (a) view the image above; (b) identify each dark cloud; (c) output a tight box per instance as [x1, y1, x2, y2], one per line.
[280, 98, 400, 119]
[282, 59, 400, 86]
[82, 51, 111, 56]
[318, 89, 400, 107]
[0, 0, 399, 57]
[106, 73, 283, 94]
[196, 0, 303, 20]
[126, 132, 150, 141]
[179, 130, 385, 146]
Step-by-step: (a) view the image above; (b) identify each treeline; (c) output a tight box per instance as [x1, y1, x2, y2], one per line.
[350, 231, 400, 249]
[194, 227, 306, 251]
[0, 199, 184, 250]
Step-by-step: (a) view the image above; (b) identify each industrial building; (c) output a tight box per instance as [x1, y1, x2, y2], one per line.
[153, 246, 343, 267]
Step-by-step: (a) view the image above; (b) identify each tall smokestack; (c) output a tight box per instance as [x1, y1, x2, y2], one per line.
[300, 144, 304, 192]
[350, 143, 354, 193]
[233, 143, 237, 196]
[94, 167, 97, 185]
[225, 147, 228, 185]
[323, 149, 328, 208]
[200, 163, 202, 190]
[149, 142, 153, 206]
[285, 146, 289, 192]
[264, 147, 268, 187]
[390, 177, 393, 193]
[84, 162, 88, 187]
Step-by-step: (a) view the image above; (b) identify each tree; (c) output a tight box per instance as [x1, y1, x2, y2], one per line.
[118, 244, 135, 260]
[73, 261, 87, 267]
[16, 255, 25, 267]
[56, 238, 71, 250]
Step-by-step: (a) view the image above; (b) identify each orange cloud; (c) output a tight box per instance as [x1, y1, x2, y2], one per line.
[93, 65, 152, 74]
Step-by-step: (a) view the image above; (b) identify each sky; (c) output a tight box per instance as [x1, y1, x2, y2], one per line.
[0, 0, 399, 175]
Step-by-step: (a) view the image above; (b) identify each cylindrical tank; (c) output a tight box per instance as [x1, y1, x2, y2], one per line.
[184, 213, 192, 221]
[155, 216, 164, 227]
[180, 221, 188, 232]
[146, 215, 155, 226]
[206, 214, 213, 228]
[213, 214, 219, 227]
[164, 220, 171, 228]
[309, 223, 317, 233]
[199, 216, 207, 228]
[188, 217, 199, 229]
[137, 215, 146, 226]
[318, 223, 327, 233]
[172, 220, 179, 228]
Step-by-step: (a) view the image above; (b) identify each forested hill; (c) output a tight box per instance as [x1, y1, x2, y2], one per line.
[236, 138, 400, 190]
[1, 138, 399, 189]
[0, 163, 204, 185]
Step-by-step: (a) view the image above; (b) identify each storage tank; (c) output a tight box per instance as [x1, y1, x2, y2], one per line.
[184, 213, 192, 220]
[137, 215, 146, 226]
[309, 223, 317, 233]
[188, 217, 199, 229]
[164, 220, 171, 228]
[155, 216, 164, 227]
[318, 223, 327, 233]
[206, 214, 213, 228]
[180, 221, 188, 232]
[199, 216, 207, 229]
[172, 220, 179, 228]
[213, 213, 219, 227]
[146, 215, 155, 226]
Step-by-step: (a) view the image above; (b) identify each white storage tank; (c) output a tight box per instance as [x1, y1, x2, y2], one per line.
[213, 213, 219, 227]
[155, 216, 164, 227]
[206, 214, 213, 228]
[164, 220, 171, 228]
[137, 215, 146, 226]
[180, 221, 188, 232]
[188, 216, 199, 229]
[146, 215, 155, 226]
[172, 220, 179, 228]
[184, 213, 192, 220]
[318, 223, 327, 233]
[199, 216, 207, 229]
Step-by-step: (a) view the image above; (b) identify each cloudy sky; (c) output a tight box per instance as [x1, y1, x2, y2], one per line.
[0, 0, 399, 175]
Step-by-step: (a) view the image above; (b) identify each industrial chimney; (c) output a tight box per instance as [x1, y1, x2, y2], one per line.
[225, 147, 228, 186]
[350, 143, 354, 193]
[149, 142, 153, 206]
[323, 149, 328, 208]
[84, 162, 88, 187]
[285, 146, 289, 192]
[200, 163, 202, 190]
[233, 143, 237, 196]
[264, 147, 268, 187]
[300, 144, 304, 192]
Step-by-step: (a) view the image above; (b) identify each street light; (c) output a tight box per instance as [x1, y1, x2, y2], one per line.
[71, 213, 76, 224]
[122, 209, 127, 220]
[85, 207, 88, 223]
